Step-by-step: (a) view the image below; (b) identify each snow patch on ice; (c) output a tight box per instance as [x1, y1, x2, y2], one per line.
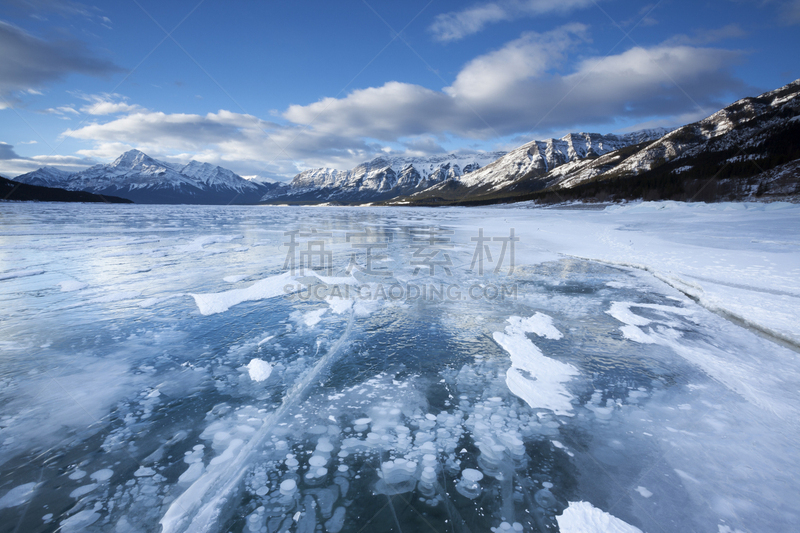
[303, 308, 327, 327]
[493, 313, 578, 416]
[620, 324, 656, 344]
[190, 272, 293, 315]
[608, 301, 695, 327]
[246, 359, 272, 382]
[505, 312, 563, 339]
[59, 280, 87, 292]
[557, 501, 643, 533]
[327, 297, 353, 314]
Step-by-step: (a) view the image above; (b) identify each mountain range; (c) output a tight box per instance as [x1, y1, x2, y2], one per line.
[14, 150, 282, 204]
[259, 130, 671, 205]
[260, 151, 505, 205]
[11, 78, 799, 206]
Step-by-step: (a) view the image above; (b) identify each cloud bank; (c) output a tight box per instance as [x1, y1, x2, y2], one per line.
[55, 25, 745, 179]
[0, 20, 120, 107]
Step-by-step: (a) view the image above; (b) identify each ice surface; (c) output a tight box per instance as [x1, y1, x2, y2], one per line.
[2, 202, 800, 533]
[0, 268, 44, 281]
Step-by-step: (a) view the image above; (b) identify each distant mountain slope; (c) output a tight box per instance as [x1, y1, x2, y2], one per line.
[11, 166, 74, 189]
[14, 150, 282, 204]
[397, 79, 800, 205]
[1, 175, 132, 203]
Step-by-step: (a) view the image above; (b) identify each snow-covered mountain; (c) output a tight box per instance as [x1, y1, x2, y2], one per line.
[14, 150, 282, 204]
[12, 166, 74, 189]
[261, 152, 505, 204]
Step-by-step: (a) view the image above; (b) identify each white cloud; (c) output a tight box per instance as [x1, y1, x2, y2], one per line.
[402, 136, 448, 157]
[43, 105, 80, 117]
[75, 142, 134, 160]
[284, 26, 745, 140]
[429, 0, 596, 42]
[284, 82, 455, 140]
[77, 93, 142, 115]
[30, 153, 96, 165]
[446, 24, 587, 102]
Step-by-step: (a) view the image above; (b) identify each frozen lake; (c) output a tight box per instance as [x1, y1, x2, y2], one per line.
[1, 202, 799, 533]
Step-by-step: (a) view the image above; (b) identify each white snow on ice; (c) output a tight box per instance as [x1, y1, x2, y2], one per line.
[59, 280, 88, 292]
[557, 501, 643, 533]
[190, 272, 294, 315]
[493, 313, 578, 416]
[246, 359, 272, 382]
[302, 308, 327, 327]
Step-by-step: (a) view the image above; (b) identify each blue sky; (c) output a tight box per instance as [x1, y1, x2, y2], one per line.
[0, 0, 798, 181]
